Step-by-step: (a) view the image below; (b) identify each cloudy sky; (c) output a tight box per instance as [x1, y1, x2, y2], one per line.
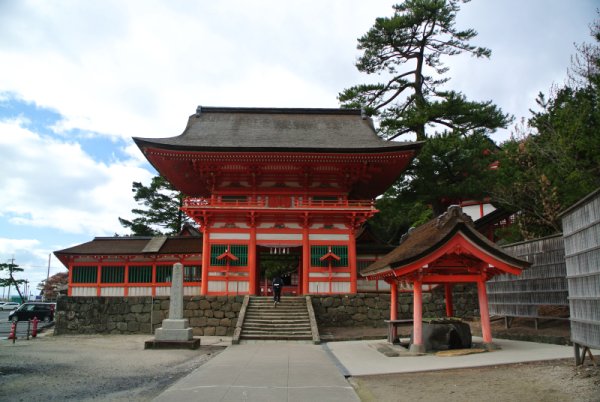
[0, 0, 597, 297]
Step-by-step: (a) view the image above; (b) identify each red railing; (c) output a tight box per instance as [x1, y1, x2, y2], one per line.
[183, 197, 375, 209]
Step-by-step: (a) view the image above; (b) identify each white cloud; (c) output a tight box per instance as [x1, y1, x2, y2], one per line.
[0, 0, 394, 141]
[0, 238, 40, 254]
[0, 118, 152, 235]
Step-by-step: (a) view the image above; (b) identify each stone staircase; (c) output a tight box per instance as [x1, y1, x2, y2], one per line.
[234, 296, 320, 344]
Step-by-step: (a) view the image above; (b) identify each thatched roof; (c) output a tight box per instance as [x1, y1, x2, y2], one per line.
[361, 206, 531, 279]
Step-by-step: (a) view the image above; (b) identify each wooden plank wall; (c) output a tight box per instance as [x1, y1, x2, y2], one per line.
[562, 189, 600, 350]
[487, 234, 569, 318]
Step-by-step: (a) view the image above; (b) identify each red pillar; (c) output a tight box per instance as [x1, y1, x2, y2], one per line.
[390, 280, 398, 342]
[390, 281, 398, 320]
[444, 283, 453, 317]
[348, 229, 357, 293]
[124, 263, 129, 297]
[477, 278, 493, 344]
[96, 264, 102, 297]
[151, 263, 157, 297]
[302, 223, 310, 294]
[248, 223, 257, 295]
[410, 280, 425, 352]
[68, 262, 73, 296]
[201, 229, 210, 295]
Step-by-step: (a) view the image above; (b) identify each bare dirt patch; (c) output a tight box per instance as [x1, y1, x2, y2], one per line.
[0, 334, 225, 401]
[351, 360, 600, 402]
[325, 320, 598, 402]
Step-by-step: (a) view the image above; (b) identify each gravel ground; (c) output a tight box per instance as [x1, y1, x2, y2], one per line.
[2, 328, 599, 402]
[350, 359, 600, 402]
[0, 333, 225, 401]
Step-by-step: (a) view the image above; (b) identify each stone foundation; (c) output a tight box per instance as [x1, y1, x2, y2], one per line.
[311, 285, 479, 328]
[54, 286, 478, 335]
[55, 296, 244, 336]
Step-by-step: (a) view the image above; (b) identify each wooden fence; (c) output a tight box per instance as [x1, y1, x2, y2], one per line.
[486, 234, 569, 327]
[561, 188, 600, 353]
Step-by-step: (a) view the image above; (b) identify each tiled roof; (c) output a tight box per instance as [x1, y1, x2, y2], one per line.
[134, 107, 421, 153]
[54, 235, 202, 257]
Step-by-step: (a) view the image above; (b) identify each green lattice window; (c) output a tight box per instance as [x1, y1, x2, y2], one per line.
[184, 265, 201, 282]
[72, 265, 97, 283]
[210, 244, 248, 266]
[128, 265, 152, 283]
[156, 265, 172, 283]
[101, 266, 125, 283]
[310, 245, 348, 268]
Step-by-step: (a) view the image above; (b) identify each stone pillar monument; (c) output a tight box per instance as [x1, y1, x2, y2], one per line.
[145, 263, 200, 349]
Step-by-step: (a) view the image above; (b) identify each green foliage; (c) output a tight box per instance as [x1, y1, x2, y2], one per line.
[401, 131, 498, 214]
[118, 175, 193, 236]
[0, 262, 26, 303]
[338, 1, 511, 242]
[370, 196, 432, 244]
[339, 0, 510, 141]
[492, 18, 600, 239]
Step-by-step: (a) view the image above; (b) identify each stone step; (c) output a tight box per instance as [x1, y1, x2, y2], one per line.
[245, 309, 308, 314]
[245, 311, 309, 316]
[241, 330, 312, 336]
[248, 303, 307, 308]
[244, 322, 308, 328]
[240, 334, 313, 341]
[244, 317, 309, 323]
[238, 295, 317, 343]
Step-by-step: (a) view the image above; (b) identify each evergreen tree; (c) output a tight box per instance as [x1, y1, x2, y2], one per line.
[339, 0, 510, 141]
[492, 18, 600, 239]
[0, 261, 26, 303]
[340, 0, 511, 234]
[118, 175, 193, 236]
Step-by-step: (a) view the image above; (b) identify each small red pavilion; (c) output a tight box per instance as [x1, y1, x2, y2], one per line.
[361, 206, 531, 350]
[132, 107, 421, 296]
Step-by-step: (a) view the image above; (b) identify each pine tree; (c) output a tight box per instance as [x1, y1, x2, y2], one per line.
[118, 175, 193, 236]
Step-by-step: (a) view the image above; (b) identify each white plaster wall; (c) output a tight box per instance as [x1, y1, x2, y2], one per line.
[184, 286, 201, 296]
[71, 287, 96, 297]
[309, 234, 349, 241]
[128, 287, 152, 296]
[155, 287, 171, 296]
[100, 287, 125, 297]
[210, 233, 251, 240]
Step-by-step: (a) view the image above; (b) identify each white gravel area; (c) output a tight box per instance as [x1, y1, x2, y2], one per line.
[0, 333, 227, 401]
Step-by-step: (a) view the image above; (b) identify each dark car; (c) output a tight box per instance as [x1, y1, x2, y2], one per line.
[8, 302, 54, 322]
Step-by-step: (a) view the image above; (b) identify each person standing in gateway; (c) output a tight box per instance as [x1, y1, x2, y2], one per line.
[272, 275, 284, 305]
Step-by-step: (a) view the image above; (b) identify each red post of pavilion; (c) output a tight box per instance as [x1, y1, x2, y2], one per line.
[409, 279, 425, 353]
[477, 277, 495, 348]
[389, 280, 398, 342]
[444, 283, 454, 317]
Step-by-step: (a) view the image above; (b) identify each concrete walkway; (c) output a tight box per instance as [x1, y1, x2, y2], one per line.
[153, 341, 360, 402]
[326, 336, 599, 376]
[153, 336, 600, 401]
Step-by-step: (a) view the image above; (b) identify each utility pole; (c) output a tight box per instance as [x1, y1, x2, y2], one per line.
[47, 253, 51, 282]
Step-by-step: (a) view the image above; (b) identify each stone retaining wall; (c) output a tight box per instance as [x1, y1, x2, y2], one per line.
[55, 286, 478, 335]
[311, 285, 478, 328]
[55, 296, 244, 336]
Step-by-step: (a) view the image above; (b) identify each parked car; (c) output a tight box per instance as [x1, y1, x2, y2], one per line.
[8, 302, 54, 322]
[0, 302, 20, 310]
